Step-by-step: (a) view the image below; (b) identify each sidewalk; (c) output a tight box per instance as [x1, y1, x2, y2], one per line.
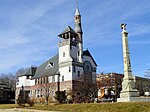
[0, 108, 60, 112]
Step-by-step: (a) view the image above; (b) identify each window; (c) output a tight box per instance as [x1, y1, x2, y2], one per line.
[38, 89, 40, 97]
[63, 52, 65, 57]
[30, 90, 32, 96]
[76, 16, 78, 20]
[40, 78, 42, 84]
[45, 77, 48, 83]
[78, 71, 80, 77]
[62, 75, 64, 81]
[81, 54, 83, 58]
[35, 79, 37, 85]
[41, 89, 43, 97]
[52, 76, 55, 82]
[49, 76, 52, 83]
[50, 62, 54, 67]
[38, 78, 40, 84]
[27, 76, 29, 79]
[35, 90, 36, 97]
[43, 77, 45, 84]
[78, 51, 80, 56]
[73, 66, 76, 73]
[46, 62, 54, 69]
[69, 67, 71, 72]
[52, 91, 55, 96]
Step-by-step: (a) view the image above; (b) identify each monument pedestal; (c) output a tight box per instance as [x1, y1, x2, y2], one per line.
[117, 77, 140, 102]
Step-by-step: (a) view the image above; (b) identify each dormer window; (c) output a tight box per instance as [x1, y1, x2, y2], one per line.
[50, 62, 54, 67]
[46, 62, 54, 69]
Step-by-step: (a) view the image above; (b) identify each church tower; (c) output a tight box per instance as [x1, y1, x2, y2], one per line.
[57, 1, 84, 91]
[58, 4, 85, 90]
[58, 25, 84, 90]
[74, 0, 83, 63]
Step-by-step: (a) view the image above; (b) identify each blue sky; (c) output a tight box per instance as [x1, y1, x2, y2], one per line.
[0, 0, 150, 77]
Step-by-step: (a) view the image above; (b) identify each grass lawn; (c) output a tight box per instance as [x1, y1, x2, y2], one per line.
[0, 102, 150, 112]
[0, 104, 17, 109]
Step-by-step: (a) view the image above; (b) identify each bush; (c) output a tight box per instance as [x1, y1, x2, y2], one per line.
[16, 89, 34, 106]
[55, 91, 67, 103]
[40, 97, 45, 104]
[48, 96, 54, 103]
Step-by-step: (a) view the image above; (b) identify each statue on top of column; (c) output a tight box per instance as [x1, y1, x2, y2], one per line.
[121, 23, 127, 31]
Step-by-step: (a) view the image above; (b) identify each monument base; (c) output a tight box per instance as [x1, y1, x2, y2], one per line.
[117, 97, 150, 102]
[120, 90, 139, 98]
[117, 89, 141, 102]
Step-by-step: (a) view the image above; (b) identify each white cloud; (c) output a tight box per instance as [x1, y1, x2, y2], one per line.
[0, 0, 69, 73]
[0, 0, 150, 78]
[129, 24, 150, 37]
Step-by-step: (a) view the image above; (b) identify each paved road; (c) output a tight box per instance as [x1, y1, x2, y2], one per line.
[0, 108, 60, 112]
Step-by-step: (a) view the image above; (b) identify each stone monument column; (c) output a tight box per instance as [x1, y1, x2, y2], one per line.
[117, 23, 139, 102]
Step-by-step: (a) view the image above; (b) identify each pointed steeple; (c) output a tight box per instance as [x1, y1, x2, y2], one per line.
[75, 0, 80, 16]
[74, 0, 83, 63]
[75, 8, 80, 16]
[74, 0, 82, 35]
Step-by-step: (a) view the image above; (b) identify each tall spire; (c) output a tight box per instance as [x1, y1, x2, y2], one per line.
[74, 0, 83, 63]
[74, 0, 82, 34]
[76, 0, 78, 7]
[75, 0, 80, 16]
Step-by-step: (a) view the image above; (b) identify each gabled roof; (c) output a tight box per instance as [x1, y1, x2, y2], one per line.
[32, 54, 59, 79]
[83, 49, 97, 66]
[17, 67, 37, 77]
[58, 26, 77, 37]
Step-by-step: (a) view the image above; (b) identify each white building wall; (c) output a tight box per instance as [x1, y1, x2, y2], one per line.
[59, 45, 72, 63]
[59, 66, 72, 82]
[59, 65, 84, 82]
[49, 76, 52, 83]
[55, 75, 58, 82]
[30, 79, 35, 86]
[16, 76, 35, 88]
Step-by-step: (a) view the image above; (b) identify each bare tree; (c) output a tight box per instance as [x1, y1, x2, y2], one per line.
[73, 72, 97, 103]
[0, 73, 16, 89]
[144, 69, 150, 79]
[16, 68, 29, 78]
[0, 73, 16, 100]
[40, 76, 56, 105]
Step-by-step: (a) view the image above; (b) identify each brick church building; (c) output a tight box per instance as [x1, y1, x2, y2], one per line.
[16, 3, 97, 102]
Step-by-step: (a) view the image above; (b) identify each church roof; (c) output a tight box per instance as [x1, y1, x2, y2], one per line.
[58, 26, 77, 37]
[32, 54, 59, 79]
[17, 67, 37, 77]
[83, 50, 97, 66]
